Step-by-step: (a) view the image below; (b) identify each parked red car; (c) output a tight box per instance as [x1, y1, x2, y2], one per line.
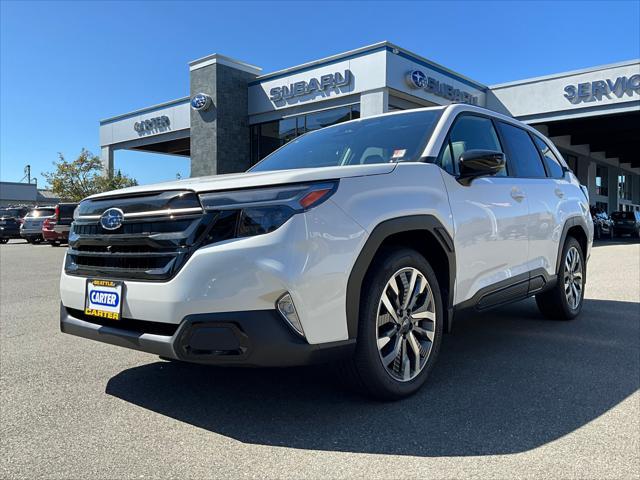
[42, 203, 78, 246]
[42, 217, 64, 245]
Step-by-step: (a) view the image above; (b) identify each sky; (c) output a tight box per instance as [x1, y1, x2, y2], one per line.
[1, 0, 639, 187]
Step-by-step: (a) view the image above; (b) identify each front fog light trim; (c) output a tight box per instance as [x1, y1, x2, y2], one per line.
[276, 293, 305, 337]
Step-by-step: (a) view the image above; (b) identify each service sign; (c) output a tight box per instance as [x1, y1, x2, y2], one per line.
[85, 279, 123, 320]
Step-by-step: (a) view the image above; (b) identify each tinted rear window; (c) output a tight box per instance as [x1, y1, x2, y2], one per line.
[58, 204, 77, 217]
[26, 208, 55, 218]
[612, 212, 635, 220]
[0, 209, 23, 218]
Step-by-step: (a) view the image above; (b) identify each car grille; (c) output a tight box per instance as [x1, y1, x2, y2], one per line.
[64, 190, 235, 281]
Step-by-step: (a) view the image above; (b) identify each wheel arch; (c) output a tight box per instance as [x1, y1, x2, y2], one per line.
[346, 215, 456, 339]
[557, 216, 590, 275]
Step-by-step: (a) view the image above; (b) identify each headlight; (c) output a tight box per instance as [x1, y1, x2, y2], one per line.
[198, 181, 338, 242]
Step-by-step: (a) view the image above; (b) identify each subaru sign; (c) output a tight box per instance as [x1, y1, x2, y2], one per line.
[269, 70, 352, 102]
[406, 69, 479, 105]
[191, 93, 212, 111]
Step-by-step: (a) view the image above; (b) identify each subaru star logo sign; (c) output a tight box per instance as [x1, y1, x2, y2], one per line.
[190, 93, 212, 111]
[407, 70, 427, 89]
[100, 208, 124, 231]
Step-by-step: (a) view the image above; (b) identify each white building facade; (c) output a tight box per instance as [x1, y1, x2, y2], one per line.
[99, 42, 640, 213]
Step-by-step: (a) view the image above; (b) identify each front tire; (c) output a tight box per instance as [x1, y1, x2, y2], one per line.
[343, 248, 443, 400]
[536, 237, 585, 320]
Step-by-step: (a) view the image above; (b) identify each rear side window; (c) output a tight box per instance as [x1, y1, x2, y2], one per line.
[532, 136, 564, 178]
[438, 115, 506, 176]
[497, 122, 546, 178]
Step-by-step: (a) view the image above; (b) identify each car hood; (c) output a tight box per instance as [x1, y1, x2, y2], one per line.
[87, 164, 397, 200]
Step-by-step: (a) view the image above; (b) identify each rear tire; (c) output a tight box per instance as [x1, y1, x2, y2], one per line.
[536, 236, 585, 320]
[342, 248, 443, 400]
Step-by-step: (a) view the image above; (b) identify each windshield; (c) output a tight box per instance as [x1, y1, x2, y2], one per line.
[26, 208, 55, 218]
[250, 110, 443, 172]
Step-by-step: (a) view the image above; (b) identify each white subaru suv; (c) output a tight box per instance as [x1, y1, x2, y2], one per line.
[60, 104, 592, 399]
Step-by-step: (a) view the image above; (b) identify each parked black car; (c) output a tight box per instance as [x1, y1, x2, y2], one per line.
[0, 207, 29, 244]
[590, 206, 614, 240]
[611, 211, 640, 238]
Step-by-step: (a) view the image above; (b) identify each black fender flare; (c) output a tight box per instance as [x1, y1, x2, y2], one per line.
[345, 215, 456, 339]
[556, 215, 590, 275]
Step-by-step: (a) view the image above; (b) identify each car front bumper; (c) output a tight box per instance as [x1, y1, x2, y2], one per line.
[59, 199, 367, 346]
[60, 304, 354, 366]
[614, 224, 638, 233]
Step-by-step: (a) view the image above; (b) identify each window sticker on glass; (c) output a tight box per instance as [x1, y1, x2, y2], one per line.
[392, 149, 406, 159]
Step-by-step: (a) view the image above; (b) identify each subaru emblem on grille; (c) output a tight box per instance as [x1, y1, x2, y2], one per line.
[100, 208, 124, 231]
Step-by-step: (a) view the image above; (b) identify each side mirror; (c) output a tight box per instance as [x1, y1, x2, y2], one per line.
[458, 149, 505, 185]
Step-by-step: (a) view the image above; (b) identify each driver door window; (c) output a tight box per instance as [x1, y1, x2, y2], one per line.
[438, 115, 507, 176]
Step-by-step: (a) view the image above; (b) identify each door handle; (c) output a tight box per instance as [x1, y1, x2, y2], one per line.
[555, 188, 565, 198]
[511, 188, 526, 202]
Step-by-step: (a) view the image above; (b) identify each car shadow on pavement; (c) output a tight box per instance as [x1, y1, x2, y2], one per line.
[106, 298, 639, 457]
[593, 237, 640, 247]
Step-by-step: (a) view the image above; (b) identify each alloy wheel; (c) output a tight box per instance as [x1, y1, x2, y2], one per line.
[563, 246, 583, 310]
[376, 267, 436, 382]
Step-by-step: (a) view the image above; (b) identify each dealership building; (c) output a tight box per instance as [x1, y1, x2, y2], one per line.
[100, 41, 640, 213]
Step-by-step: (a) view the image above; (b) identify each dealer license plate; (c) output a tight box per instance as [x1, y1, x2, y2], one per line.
[85, 279, 123, 320]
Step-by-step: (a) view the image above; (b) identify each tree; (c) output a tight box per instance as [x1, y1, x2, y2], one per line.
[42, 149, 137, 202]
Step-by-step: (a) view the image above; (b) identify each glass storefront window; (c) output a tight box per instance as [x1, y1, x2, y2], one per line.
[279, 117, 297, 143]
[618, 174, 632, 200]
[250, 104, 360, 165]
[304, 106, 352, 133]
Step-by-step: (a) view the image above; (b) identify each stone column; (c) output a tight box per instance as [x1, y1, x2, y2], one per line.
[101, 146, 114, 177]
[586, 160, 597, 201]
[608, 165, 619, 213]
[632, 174, 640, 206]
[189, 54, 262, 177]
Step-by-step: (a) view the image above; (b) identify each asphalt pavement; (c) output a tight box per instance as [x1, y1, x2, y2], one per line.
[1, 238, 639, 479]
